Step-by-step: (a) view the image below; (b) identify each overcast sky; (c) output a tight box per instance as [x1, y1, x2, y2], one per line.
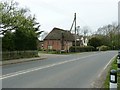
[12, 0, 119, 33]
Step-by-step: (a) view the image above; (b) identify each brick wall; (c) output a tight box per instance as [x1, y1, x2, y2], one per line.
[43, 40, 72, 51]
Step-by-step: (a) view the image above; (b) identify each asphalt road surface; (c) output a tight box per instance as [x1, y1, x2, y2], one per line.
[1, 51, 117, 88]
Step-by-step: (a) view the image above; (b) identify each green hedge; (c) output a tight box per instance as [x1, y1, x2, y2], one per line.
[2, 50, 38, 61]
[69, 46, 95, 52]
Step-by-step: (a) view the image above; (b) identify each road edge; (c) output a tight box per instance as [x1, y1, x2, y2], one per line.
[1, 57, 46, 66]
[90, 54, 117, 88]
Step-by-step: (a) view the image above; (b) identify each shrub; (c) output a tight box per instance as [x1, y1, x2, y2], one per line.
[69, 46, 95, 52]
[98, 45, 110, 51]
[2, 50, 38, 61]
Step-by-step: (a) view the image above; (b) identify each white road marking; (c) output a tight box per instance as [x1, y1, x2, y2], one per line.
[98, 54, 117, 78]
[90, 54, 117, 88]
[0, 52, 108, 80]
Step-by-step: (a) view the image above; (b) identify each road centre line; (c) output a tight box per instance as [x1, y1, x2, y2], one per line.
[1, 52, 108, 80]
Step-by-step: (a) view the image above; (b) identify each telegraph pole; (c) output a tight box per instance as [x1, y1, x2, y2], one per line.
[74, 13, 77, 52]
[69, 13, 77, 52]
[118, 1, 120, 50]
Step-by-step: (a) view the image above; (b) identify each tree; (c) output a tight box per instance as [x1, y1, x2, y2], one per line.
[92, 34, 110, 46]
[0, 1, 43, 36]
[95, 23, 120, 50]
[14, 27, 37, 50]
[88, 37, 102, 49]
[81, 26, 91, 36]
[2, 31, 15, 51]
[1, 1, 43, 51]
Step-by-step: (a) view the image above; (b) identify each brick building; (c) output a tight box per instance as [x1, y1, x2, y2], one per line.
[43, 28, 74, 52]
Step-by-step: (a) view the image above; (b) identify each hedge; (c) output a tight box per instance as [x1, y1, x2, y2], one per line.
[69, 46, 95, 52]
[2, 50, 38, 61]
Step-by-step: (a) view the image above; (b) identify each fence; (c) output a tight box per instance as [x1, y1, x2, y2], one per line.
[2, 50, 38, 61]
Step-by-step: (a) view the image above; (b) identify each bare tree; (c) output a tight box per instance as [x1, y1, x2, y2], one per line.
[82, 26, 91, 36]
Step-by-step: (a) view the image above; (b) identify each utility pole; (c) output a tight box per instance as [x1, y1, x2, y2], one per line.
[116, 25, 120, 50]
[69, 13, 77, 52]
[118, 1, 120, 50]
[74, 13, 77, 52]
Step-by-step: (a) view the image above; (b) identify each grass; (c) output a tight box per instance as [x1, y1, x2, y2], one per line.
[103, 56, 119, 88]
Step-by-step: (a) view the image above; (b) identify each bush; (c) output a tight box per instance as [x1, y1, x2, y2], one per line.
[69, 46, 95, 52]
[98, 45, 110, 51]
[2, 50, 38, 61]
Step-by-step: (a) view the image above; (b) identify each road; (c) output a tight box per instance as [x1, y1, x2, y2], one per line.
[2, 51, 117, 88]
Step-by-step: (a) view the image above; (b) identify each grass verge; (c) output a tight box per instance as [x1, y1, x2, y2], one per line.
[103, 56, 120, 88]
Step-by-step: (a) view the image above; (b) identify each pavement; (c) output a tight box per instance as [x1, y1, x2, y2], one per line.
[1, 57, 45, 66]
[1, 53, 67, 66]
[1, 51, 118, 88]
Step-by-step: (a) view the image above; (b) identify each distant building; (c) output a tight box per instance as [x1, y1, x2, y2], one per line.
[43, 28, 74, 52]
[118, 1, 120, 25]
[81, 36, 88, 46]
[72, 34, 88, 46]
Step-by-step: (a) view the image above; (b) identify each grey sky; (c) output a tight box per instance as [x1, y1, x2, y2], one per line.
[14, 0, 119, 33]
